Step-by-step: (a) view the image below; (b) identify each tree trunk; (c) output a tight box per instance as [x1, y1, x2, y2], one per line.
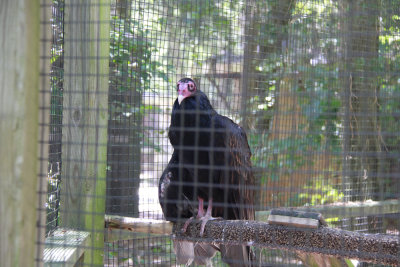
[339, 0, 381, 202]
[240, 0, 258, 130]
[260, 0, 297, 207]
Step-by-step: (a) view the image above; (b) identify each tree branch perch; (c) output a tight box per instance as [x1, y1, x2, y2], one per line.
[105, 215, 400, 266]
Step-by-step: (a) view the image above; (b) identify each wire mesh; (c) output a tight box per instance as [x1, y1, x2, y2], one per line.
[40, 0, 400, 266]
[46, 0, 64, 236]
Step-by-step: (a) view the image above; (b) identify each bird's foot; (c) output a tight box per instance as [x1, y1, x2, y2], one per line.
[199, 214, 218, 236]
[182, 216, 195, 233]
[182, 215, 221, 236]
[182, 197, 207, 233]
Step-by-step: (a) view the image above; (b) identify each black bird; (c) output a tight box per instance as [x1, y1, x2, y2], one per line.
[159, 78, 255, 266]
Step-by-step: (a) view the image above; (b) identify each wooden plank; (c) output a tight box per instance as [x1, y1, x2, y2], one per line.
[256, 200, 400, 221]
[43, 229, 90, 267]
[0, 1, 41, 266]
[267, 214, 320, 229]
[60, 0, 110, 265]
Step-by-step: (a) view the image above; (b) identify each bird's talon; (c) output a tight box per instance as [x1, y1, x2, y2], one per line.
[182, 217, 195, 233]
[199, 214, 216, 236]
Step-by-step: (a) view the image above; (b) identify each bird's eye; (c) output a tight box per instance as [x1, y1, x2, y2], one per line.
[188, 83, 195, 92]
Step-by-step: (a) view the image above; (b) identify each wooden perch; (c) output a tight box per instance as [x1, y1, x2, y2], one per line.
[177, 220, 400, 266]
[105, 215, 400, 266]
[105, 215, 172, 235]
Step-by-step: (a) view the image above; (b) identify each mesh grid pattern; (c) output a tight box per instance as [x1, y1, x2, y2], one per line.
[39, 0, 400, 266]
[46, 0, 65, 236]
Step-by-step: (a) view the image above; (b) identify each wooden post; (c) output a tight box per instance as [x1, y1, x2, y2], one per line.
[36, 1, 52, 266]
[0, 0, 41, 266]
[61, 0, 110, 265]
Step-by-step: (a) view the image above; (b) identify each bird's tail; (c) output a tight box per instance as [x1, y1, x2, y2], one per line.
[193, 242, 219, 266]
[173, 240, 194, 265]
[220, 244, 254, 267]
[173, 240, 218, 266]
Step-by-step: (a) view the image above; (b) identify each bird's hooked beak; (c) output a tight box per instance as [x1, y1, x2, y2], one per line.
[178, 94, 185, 105]
[177, 84, 189, 105]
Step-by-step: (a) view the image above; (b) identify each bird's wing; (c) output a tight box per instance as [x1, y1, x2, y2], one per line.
[227, 123, 255, 221]
[158, 150, 195, 222]
[212, 116, 255, 221]
[212, 116, 256, 267]
[161, 150, 219, 266]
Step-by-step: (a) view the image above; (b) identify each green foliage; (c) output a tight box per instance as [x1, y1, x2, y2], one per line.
[109, 14, 169, 153]
[167, 0, 241, 66]
[249, 0, 399, 204]
[251, 134, 321, 183]
[295, 179, 344, 206]
[109, 16, 160, 93]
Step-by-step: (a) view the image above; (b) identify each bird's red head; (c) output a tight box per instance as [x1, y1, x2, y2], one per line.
[177, 78, 197, 104]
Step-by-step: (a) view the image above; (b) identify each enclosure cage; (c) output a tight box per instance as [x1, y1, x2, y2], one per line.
[1, 0, 400, 266]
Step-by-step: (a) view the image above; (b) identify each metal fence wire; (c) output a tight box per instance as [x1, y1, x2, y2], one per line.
[46, 0, 64, 236]
[41, 0, 400, 266]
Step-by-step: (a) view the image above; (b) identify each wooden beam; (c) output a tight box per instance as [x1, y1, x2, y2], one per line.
[0, 1, 41, 266]
[60, 0, 110, 265]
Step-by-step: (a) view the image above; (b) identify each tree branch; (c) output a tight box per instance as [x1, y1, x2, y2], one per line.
[105, 215, 400, 266]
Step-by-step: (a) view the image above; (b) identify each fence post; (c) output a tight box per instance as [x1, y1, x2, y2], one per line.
[0, 0, 41, 266]
[61, 0, 110, 265]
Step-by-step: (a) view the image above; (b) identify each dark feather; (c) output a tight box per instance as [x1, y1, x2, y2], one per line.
[159, 150, 194, 222]
[210, 114, 255, 221]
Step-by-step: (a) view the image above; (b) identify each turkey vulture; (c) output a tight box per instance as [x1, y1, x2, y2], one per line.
[159, 78, 255, 266]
